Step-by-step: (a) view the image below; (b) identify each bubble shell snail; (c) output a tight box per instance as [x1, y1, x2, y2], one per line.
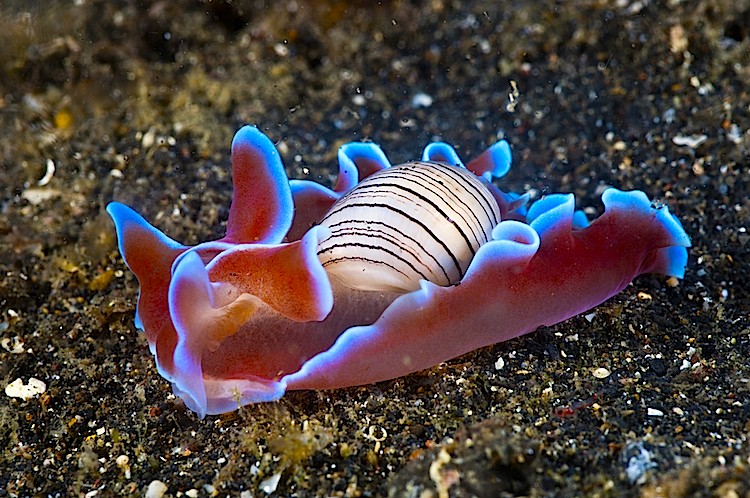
[107, 125, 690, 417]
[317, 160, 502, 292]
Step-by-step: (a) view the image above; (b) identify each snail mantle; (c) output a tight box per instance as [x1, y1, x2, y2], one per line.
[107, 125, 690, 417]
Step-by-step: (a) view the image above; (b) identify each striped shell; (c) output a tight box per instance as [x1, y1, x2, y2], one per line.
[317, 161, 501, 292]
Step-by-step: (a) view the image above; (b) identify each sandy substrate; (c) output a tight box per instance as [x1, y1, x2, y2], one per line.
[1, 1, 748, 496]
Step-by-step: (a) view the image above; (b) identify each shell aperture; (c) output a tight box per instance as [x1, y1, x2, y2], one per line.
[317, 161, 501, 292]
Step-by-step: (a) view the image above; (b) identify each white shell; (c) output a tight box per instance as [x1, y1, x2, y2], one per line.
[317, 161, 501, 292]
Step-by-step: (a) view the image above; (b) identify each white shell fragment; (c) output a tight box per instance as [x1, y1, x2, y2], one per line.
[145, 480, 168, 498]
[592, 367, 611, 379]
[5, 377, 46, 400]
[38, 158, 56, 186]
[1, 336, 25, 354]
[260, 473, 281, 494]
[317, 161, 501, 292]
[672, 134, 707, 148]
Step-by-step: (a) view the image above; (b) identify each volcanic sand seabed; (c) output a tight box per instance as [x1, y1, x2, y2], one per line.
[0, 1, 748, 496]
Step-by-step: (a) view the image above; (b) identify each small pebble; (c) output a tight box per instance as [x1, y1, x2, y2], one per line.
[411, 92, 434, 108]
[5, 378, 46, 400]
[145, 480, 168, 498]
[115, 455, 131, 479]
[1, 336, 25, 354]
[672, 134, 707, 148]
[260, 473, 281, 494]
[592, 367, 611, 379]
[649, 358, 667, 376]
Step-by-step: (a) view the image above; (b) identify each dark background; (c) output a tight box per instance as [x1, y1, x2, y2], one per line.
[1, 1, 748, 496]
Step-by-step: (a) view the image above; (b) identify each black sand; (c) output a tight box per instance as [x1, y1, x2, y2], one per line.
[1, 1, 748, 496]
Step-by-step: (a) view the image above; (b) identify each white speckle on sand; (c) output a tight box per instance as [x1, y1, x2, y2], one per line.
[5, 377, 46, 400]
[145, 480, 168, 498]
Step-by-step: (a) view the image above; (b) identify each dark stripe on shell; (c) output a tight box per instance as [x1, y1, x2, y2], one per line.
[398, 164, 495, 244]
[427, 161, 499, 226]
[318, 241, 429, 281]
[325, 219, 451, 282]
[340, 181, 478, 258]
[321, 200, 464, 280]
[369, 167, 488, 247]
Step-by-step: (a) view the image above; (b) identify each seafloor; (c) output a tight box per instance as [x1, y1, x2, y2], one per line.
[1, 1, 748, 496]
